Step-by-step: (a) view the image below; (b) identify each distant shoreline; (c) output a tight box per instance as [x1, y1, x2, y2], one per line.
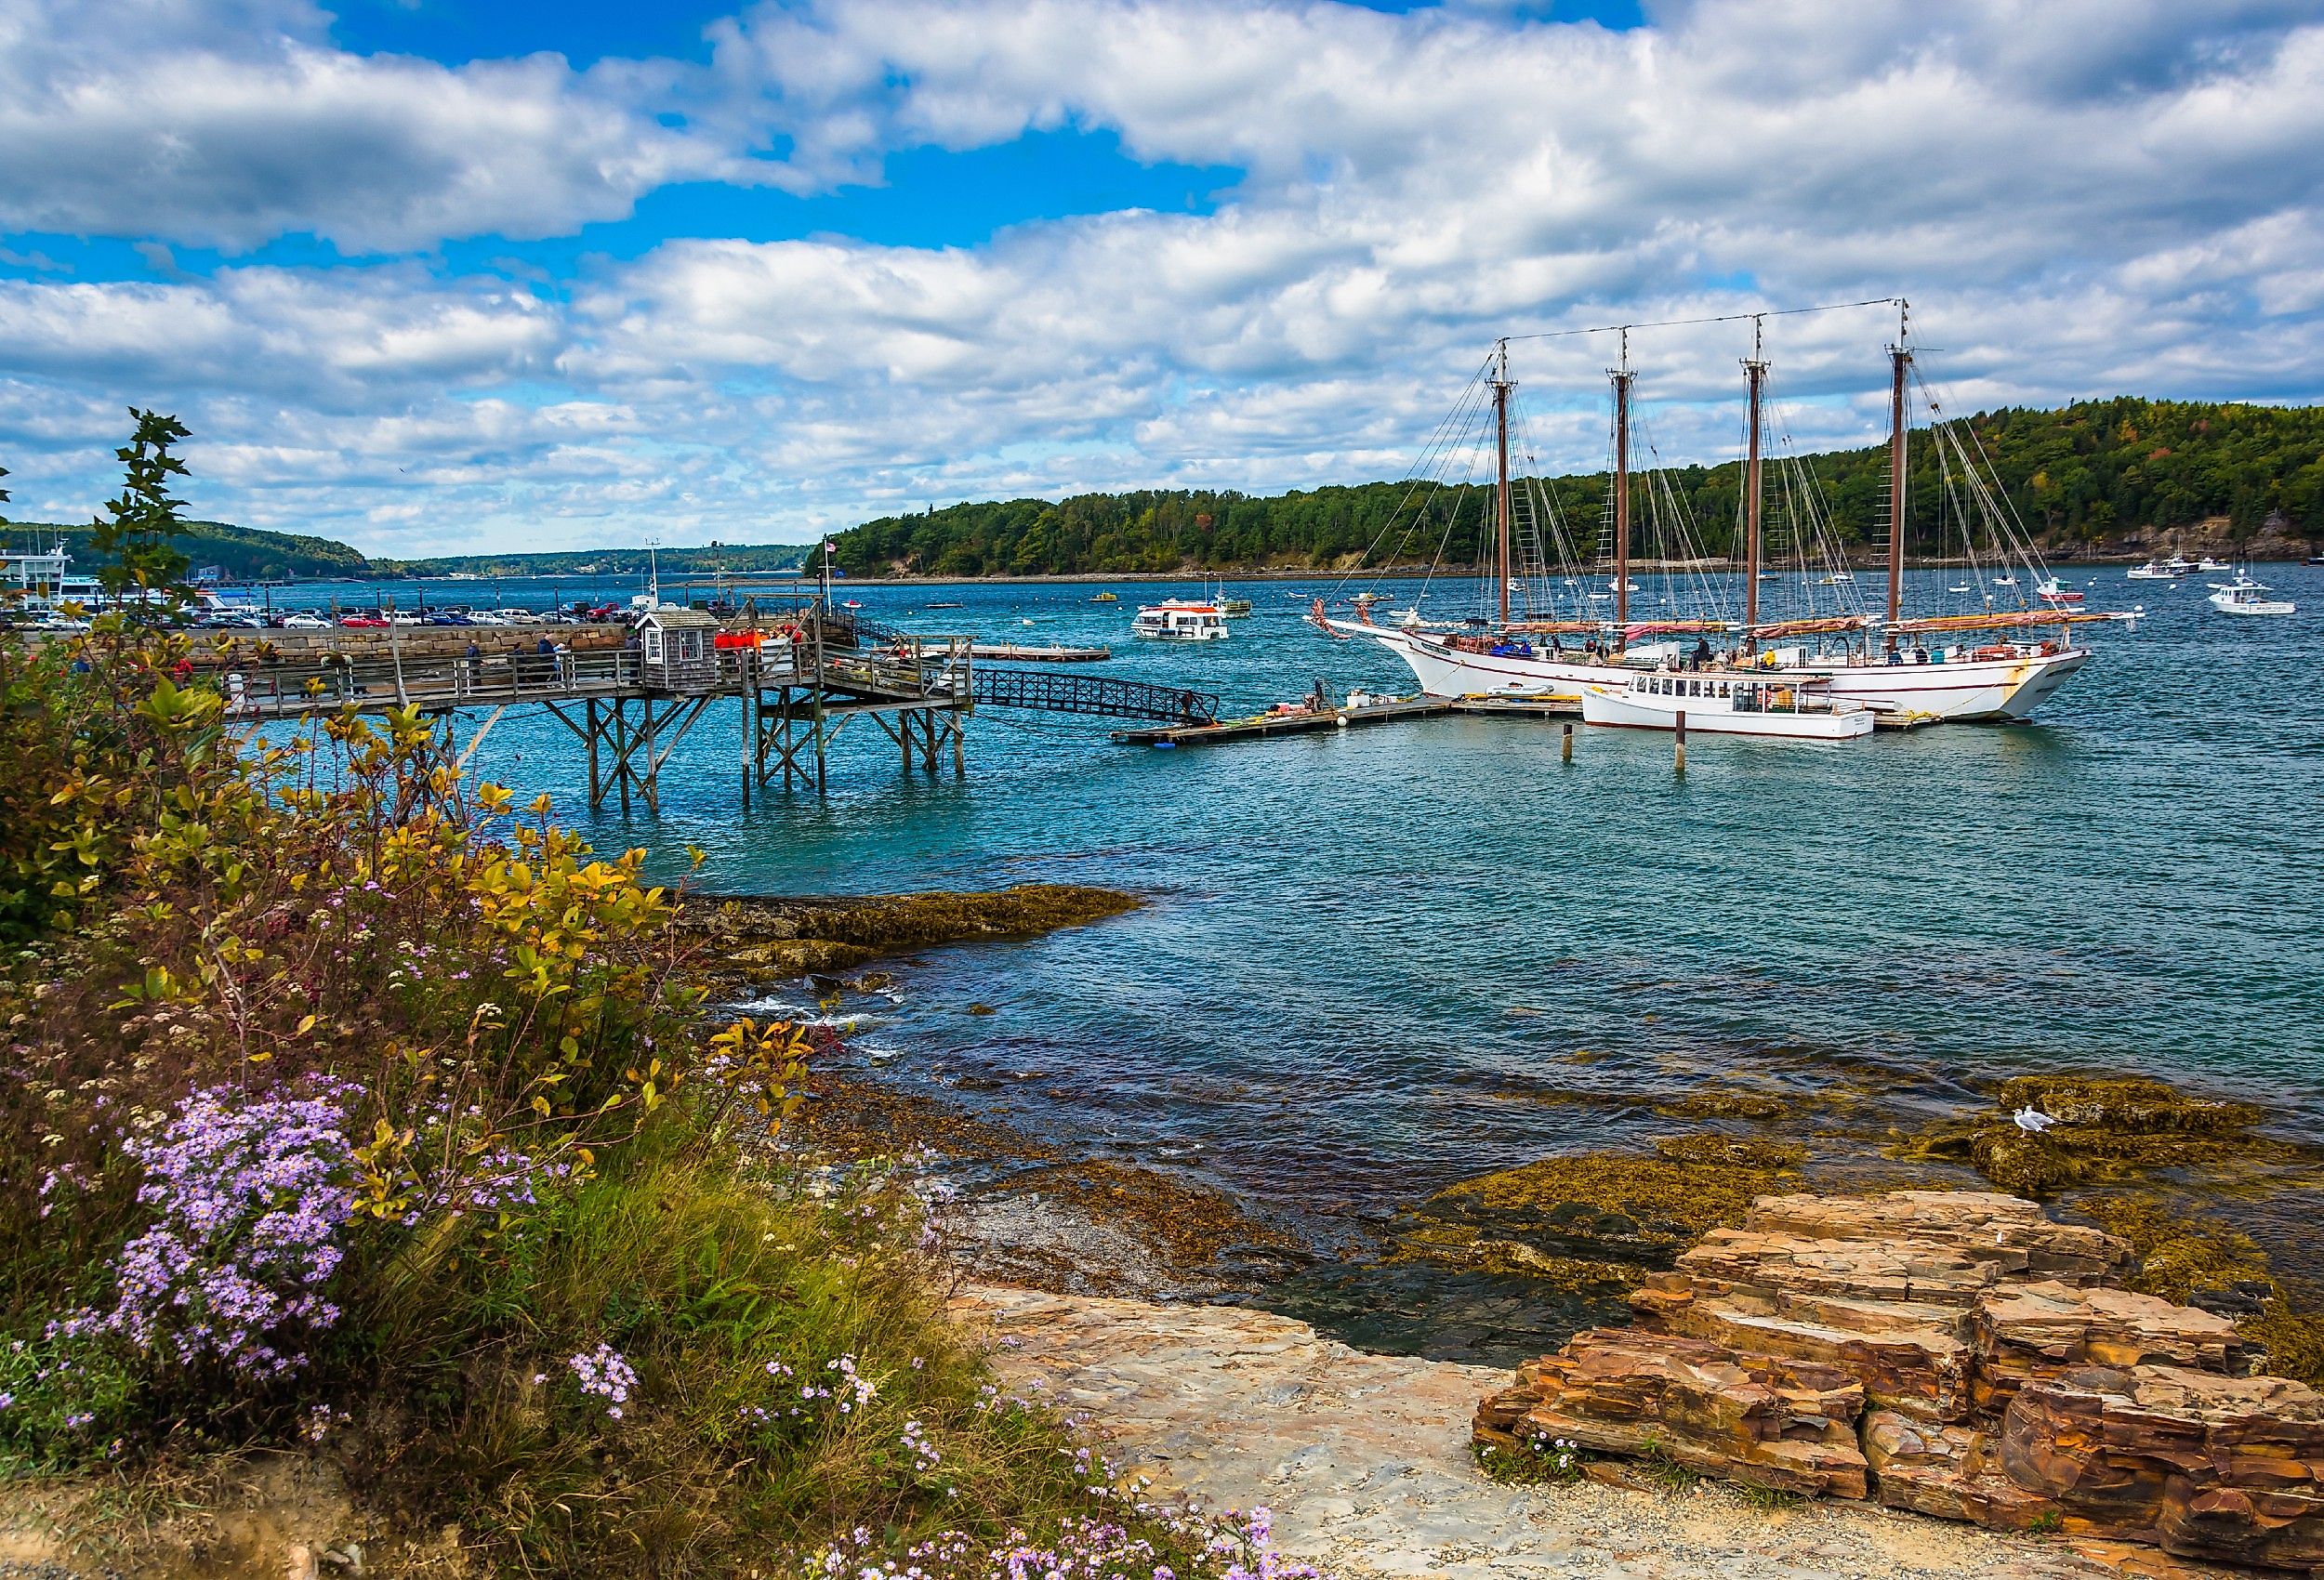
[721, 552, 2323, 588]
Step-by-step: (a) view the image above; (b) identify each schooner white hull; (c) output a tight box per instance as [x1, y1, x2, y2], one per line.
[1332, 623, 1604, 700]
[1330, 620, 2089, 722]
[1794, 648, 2089, 722]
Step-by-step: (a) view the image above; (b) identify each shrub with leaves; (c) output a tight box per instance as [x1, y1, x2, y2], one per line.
[0, 628, 1298, 1579]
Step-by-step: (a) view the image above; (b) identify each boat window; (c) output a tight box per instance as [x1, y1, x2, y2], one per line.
[1717, 681, 1730, 698]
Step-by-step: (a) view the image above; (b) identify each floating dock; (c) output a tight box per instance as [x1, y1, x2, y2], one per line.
[1111, 693, 1578, 748]
[962, 642, 1111, 662]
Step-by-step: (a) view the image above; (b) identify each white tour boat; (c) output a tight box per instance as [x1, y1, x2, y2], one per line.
[1582, 671, 1876, 740]
[1131, 599, 1231, 640]
[2207, 574, 2296, 617]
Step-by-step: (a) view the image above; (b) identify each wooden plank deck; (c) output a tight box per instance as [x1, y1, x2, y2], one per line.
[1110, 692, 1578, 748]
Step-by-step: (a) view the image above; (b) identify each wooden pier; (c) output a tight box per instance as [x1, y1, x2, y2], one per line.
[1110, 692, 1578, 748]
[204, 622, 1212, 810]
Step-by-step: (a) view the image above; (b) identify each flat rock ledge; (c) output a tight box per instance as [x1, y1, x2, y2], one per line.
[957, 1281, 2187, 1580]
[1477, 1190, 2322, 1575]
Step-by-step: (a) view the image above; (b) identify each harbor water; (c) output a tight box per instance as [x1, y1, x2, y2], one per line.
[421, 563, 2324, 1351]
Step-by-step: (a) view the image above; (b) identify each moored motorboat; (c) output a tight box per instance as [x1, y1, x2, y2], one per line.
[2035, 576, 2083, 603]
[1131, 599, 1231, 640]
[1581, 671, 1875, 740]
[2127, 560, 2180, 581]
[2208, 574, 2296, 617]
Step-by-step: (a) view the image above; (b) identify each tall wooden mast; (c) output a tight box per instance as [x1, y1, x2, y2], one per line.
[1886, 300, 1912, 625]
[1611, 328, 1634, 629]
[1742, 316, 1767, 638]
[1492, 340, 1512, 627]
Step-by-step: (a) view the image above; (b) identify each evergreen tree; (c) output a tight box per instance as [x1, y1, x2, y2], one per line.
[89, 409, 194, 608]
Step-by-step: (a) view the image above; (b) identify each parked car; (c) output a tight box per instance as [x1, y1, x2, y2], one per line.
[426, 612, 473, 626]
[280, 612, 332, 630]
[491, 608, 537, 625]
[338, 614, 389, 628]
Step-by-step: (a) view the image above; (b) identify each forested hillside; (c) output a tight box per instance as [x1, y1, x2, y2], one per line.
[834, 398, 2324, 576]
[382, 542, 812, 578]
[2, 518, 370, 581]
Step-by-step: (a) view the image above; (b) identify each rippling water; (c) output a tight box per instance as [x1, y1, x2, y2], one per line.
[440, 564, 2324, 1350]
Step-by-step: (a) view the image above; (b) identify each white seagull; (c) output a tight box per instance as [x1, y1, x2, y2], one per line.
[2013, 1106, 2057, 1135]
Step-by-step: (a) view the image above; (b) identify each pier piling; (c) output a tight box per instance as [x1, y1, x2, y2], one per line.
[1674, 711, 1687, 775]
[1562, 722, 1574, 764]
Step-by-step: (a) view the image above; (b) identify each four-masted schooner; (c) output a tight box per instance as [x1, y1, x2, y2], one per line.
[1314, 306, 2139, 723]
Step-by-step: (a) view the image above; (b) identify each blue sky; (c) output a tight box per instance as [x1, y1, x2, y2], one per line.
[1, 0, 2320, 555]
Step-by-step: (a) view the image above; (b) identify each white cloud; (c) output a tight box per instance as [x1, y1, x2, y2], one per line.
[0, 0, 748, 252]
[2, 0, 2322, 555]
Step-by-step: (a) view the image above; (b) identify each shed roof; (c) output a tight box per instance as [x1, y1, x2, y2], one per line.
[639, 608, 720, 628]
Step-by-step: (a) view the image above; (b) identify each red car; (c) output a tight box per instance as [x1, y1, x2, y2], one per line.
[338, 614, 389, 628]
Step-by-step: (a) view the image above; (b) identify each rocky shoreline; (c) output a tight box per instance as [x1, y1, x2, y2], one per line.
[698, 886, 2324, 1573]
[959, 1282, 2206, 1580]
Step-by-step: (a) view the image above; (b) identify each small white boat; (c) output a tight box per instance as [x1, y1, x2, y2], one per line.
[1131, 599, 1231, 640]
[2036, 576, 2084, 604]
[2126, 560, 2180, 581]
[1581, 671, 1876, 740]
[2163, 555, 2199, 575]
[1993, 574, 2018, 587]
[2208, 574, 2296, 617]
[1948, 584, 1973, 594]
[2198, 557, 2231, 573]
[1609, 578, 1641, 594]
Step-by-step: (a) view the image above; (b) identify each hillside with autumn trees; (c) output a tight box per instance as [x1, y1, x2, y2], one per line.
[833, 397, 2324, 577]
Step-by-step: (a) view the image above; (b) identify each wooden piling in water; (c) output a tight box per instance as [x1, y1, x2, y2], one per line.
[1674, 710, 1687, 775]
[1562, 722, 1573, 763]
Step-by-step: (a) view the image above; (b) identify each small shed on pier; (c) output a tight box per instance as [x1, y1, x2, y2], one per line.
[636, 607, 721, 693]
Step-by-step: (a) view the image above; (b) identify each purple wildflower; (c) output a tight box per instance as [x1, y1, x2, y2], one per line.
[99, 1081, 356, 1377]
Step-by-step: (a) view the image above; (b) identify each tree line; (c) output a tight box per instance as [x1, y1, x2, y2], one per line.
[832, 396, 2324, 576]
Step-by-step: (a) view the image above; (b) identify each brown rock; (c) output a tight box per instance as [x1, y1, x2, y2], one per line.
[1859, 1408, 2052, 1528]
[1479, 1191, 2324, 1572]
[1999, 1364, 2324, 1567]
[1474, 1327, 1868, 1498]
[1676, 1225, 2011, 1308]
[1745, 1190, 2131, 1284]
[1633, 1273, 1974, 1422]
[1974, 1281, 2261, 1414]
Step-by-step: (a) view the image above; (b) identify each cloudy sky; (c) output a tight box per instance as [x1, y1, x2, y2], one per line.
[2, 0, 2321, 557]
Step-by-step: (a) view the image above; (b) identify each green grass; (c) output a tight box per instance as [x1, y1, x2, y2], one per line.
[329, 1118, 1179, 1575]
